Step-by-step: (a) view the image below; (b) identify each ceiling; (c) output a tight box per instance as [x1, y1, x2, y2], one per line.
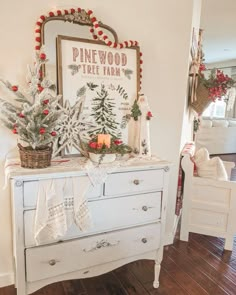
[200, 0, 236, 64]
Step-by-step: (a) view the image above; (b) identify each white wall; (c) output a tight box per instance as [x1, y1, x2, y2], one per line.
[0, 0, 200, 286]
[180, 0, 202, 149]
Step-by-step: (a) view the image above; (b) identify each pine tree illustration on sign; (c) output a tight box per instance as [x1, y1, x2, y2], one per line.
[89, 84, 121, 138]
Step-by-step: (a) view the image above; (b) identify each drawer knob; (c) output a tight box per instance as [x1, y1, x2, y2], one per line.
[142, 206, 148, 211]
[49, 259, 56, 266]
[142, 238, 147, 244]
[133, 179, 140, 185]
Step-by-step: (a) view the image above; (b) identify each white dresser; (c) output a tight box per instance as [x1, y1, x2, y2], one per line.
[9, 159, 170, 295]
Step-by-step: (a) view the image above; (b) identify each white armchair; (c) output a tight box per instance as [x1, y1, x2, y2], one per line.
[180, 143, 236, 251]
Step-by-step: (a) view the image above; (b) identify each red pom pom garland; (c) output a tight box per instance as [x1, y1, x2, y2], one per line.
[39, 53, 46, 60]
[34, 7, 143, 89]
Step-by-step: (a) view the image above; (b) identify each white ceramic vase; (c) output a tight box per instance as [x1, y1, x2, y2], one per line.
[89, 153, 116, 164]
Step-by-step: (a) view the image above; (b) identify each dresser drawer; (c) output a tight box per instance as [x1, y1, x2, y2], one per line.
[24, 192, 161, 247]
[25, 223, 160, 282]
[105, 169, 164, 196]
[23, 179, 102, 208]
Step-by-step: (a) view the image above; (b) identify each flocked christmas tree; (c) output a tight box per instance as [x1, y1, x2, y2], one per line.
[0, 51, 63, 149]
[89, 84, 121, 138]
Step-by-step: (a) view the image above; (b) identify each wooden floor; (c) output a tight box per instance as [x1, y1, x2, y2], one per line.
[1, 232, 236, 295]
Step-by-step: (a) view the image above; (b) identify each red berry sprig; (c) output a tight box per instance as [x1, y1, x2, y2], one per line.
[51, 131, 57, 136]
[114, 139, 123, 145]
[11, 85, 18, 92]
[38, 85, 44, 93]
[19, 113, 25, 118]
[39, 127, 46, 134]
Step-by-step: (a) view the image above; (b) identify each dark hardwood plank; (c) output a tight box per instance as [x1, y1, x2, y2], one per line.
[189, 234, 236, 280]
[162, 254, 208, 295]
[172, 240, 235, 294]
[143, 268, 189, 295]
[1, 285, 15, 295]
[61, 280, 86, 295]
[191, 233, 236, 270]
[127, 260, 154, 285]
[128, 260, 188, 295]
[82, 272, 128, 295]
[114, 265, 149, 295]
[167, 243, 229, 294]
[38, 282, 65, 295]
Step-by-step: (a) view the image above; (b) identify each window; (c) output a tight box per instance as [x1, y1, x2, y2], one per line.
[202, 99, 226, 118]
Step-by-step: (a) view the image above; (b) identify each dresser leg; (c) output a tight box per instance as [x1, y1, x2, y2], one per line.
[153, 262, 160, 288]
[153, 247, 163, 288]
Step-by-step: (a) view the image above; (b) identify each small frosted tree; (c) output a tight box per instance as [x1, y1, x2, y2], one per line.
[0, 51, 63, 149]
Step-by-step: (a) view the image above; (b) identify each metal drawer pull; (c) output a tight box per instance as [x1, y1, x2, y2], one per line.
[133, 179, 140, 185]
[48, 259, 56, 266]
[142, 206, 148, 211]
[142, 238, 147, 244]
[83, 239, 120, 252]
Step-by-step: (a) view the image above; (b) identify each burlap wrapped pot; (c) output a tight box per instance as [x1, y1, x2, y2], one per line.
[190, 83, 211, 115]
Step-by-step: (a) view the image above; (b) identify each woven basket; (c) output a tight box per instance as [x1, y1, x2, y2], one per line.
[190, 83, 211, 114]
[18, 143, 52, 169]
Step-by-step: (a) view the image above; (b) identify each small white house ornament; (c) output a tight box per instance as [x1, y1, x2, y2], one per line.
[129, 94, 152, 157]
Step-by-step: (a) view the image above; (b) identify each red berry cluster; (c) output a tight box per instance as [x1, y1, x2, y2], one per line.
[88, 138, 123, 150]
[89, 142, 103, 149]
[199, 63, 206, 73]
[114, 139, 122, 145]
[199, 66, 234, 101]
[146, 111, 153, 120]
[208, 69, 233, 101]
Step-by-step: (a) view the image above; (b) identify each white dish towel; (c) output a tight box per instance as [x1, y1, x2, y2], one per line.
[34, 176, 91, 244]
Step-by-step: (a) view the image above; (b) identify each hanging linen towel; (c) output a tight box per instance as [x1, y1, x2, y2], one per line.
[85, 159, 120, 186]
[34, 176, 91, 244]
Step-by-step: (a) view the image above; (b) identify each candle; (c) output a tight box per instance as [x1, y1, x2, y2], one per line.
[97, 134, 111, 148]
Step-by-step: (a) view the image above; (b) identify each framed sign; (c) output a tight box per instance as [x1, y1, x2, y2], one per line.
[56, 35, 140, 155]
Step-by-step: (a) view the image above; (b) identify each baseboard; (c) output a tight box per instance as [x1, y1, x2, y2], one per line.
[0, 272, 14, 288]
